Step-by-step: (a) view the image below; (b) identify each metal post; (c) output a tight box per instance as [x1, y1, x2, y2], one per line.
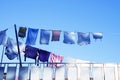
[14, 24, 22, 67]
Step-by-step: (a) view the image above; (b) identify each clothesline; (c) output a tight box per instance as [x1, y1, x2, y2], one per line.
[0, 25, 103, 33]
[0, 25, 103, 46]
[1, 25, 120, 35]
[0, 25, 103, 49]
[0, 24, 103, 67]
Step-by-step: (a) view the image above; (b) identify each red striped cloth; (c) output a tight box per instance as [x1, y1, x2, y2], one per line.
[49, 53, 64, 67]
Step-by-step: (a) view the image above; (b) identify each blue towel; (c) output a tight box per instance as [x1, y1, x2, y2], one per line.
[92, 32, 103, 40]
[5, 38, 18, 60]
[0, 29, 7, 45]
[40, 29, 50, 45]
[26, 28, 39, 45]
[77, 32, 90, 45]
[5, 37, 24, 60]
[63, 31, 76, 44]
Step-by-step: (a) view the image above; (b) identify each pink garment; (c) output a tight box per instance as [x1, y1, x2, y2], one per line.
[49, 53, 64, 67]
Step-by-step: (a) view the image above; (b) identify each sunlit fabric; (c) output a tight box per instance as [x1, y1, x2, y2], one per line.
[49, 53, 64, 67]
[51, 30, 61, 41]
[19, 67, 28, 80]
[66, 57, 90, 80]
[0, 67, 4, 80]
[93, 64, 104, 80]
[67, 66, 77, 80]
[104, 64, 116, 80]
[40, 29, 50, 45]
[24, 45, 38, 62]
[43, 67, 53, 80]
[38, 49, 50, 62]
[80, 64, 90, 80]
[0, 29, 7, 45]
[77, 32, 90, 45]
[26, 28, 39, 45]
[6, 67, 16, 80]
[92, 32, 103, 40]
[30, 66, 40, 80]
[63, 32, 76, 44]
[5, 37, 25, 60]
[5, 38, 18, 60]
[18, 27, 27, 38]
[55, 66, 65, 80]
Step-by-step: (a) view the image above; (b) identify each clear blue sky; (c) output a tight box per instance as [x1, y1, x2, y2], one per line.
[0, 0, 120, 63]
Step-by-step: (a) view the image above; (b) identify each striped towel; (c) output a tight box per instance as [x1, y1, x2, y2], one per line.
[49, 53, 63, 67]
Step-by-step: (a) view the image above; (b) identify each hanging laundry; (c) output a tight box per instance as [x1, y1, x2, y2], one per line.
[39, 29, 50, 45]
[39, 29, 51, 45]
[24, 45, 39, 63]
[26, 28, 39, 45]
[5, 47, 18, 60]
[51, 30, 61, 41]
[77, 32, 90, 45]
[0, 29, 7, 45]
[5, 37, 25, 60]
[38, 49, 50, 62]
[92, 32, 103, 40]
[63, 31, 76, 44]
[49, 53, 64, 67]
[18, 27, 27, 38]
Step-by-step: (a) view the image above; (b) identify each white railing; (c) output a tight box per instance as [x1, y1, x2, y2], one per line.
[0, 62, 120, 80]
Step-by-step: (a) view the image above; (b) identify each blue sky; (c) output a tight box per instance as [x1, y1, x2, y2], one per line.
[0, 0, 120, 63]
